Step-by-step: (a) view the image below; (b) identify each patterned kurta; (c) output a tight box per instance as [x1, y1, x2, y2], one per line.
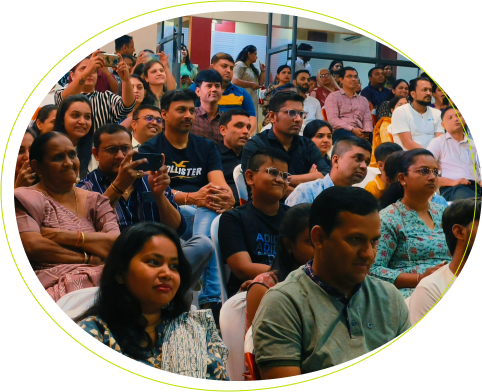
[78, 310, 229, 380]
[371, 200, 451, 298]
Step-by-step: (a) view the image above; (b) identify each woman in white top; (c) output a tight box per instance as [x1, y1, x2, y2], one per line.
[233, 45, 266, 117]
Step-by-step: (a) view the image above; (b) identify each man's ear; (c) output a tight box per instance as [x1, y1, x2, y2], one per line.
[195, 86, 201, 98]
[161, 109, 168, 121]
[92, 147, 100, 162]
[332, 154, 339, 168]
[310, 225, 326, 250]
[245, 169, 255, 187]
[268, 111, 276, 124]
[219, 125, 227, 138]
[377, 160, 384, 172]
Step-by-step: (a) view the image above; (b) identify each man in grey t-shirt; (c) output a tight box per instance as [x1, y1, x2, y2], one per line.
[253, 187, 410, 379]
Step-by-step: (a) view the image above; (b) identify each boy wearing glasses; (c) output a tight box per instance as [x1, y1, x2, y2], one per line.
[219, 148, 291, 298]
[427, 106, 481, 201]
[131, 105, 163, 150]
[241, 91, 330, 197]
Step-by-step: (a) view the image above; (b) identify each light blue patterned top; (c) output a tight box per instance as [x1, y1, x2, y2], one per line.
[285, 174, 334, 206]
[370, 200, 451, 299]
[78, 310, 229, 380]
[432, 194, 448, 207]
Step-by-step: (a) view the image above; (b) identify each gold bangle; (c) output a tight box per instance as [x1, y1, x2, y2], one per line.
[80, 231, 85, 247]
[84, 252, 89, 264]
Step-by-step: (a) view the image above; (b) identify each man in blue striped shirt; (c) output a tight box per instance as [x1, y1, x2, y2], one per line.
[77, 124, 212, 288]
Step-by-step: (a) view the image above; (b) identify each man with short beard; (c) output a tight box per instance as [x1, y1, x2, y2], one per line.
[292, 70, 323, 134]
[390, 77, 444, 150]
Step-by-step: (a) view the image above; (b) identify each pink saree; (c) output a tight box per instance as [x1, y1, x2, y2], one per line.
[14, 187, 120, 302]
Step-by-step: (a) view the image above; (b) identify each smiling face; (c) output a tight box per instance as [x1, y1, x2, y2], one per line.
[196, 81, 222, 104]
[62, 102, 92, 145]
[392, 82, 409, 98]
[124, 235, 181, 314]
[162, 100, 195, 134]
[220, 114, 251, 151]
[332, 146, 371, 186]
[16, 132, 34, 177]
[31, 135, 79, 189]
[211, 59, 234, 84]
[399, 154, 439, 200]
[145, 62, 166, 86]
[310, 126, 333, 156]
[312, 210, 381, 289]
[132, 108, 162, 143]
[246, 158, 289, 202]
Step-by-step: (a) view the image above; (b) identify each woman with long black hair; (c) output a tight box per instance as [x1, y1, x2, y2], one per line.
[53, 94, 96, 179]
[233, 45, 266, 117]
[76, 222, 229, 380]
[180, 44, 199, 89]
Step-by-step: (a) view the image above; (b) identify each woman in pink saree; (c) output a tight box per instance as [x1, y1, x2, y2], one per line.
[310, 68, 340, 107]
[14, 132, 120, 301]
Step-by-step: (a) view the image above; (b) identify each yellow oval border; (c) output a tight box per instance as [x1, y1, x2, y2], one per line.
[1, 1, 478, 390]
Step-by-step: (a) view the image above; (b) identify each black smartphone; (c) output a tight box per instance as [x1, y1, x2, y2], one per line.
[141, 191, 157, 203]
[133, 153, 163, 171]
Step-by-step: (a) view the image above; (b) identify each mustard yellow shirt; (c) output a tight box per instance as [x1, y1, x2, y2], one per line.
[364, 175, 386, 199]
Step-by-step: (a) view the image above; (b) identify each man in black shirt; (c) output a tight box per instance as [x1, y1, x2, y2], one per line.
[360, 67, 393, 109]
[218, 109, 251, 205]
[219, 148, 291, 297]
[241, 91, 330, 198]
[139, 89, 235, 316]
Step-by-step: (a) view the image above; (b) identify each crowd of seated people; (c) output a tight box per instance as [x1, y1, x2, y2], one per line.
[13, 32, 479, 381]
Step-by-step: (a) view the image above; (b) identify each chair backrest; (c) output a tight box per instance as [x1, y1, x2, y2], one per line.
[57, 287, 99, 319]
[210, 214, 230, 304]
[233, 164, 248, 205]
[219, 291, 247, 381]
[244, 325, 261, 380]
[321, 107, 328, 121]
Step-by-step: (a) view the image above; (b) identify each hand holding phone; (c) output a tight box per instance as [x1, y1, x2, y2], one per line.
[102, 53, 121, 68]
[132, 153, 164, 172]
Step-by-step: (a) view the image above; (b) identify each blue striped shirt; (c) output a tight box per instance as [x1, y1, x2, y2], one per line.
[76, 169, 186, 235]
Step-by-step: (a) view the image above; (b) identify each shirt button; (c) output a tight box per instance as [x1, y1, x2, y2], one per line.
[351, 321, 356, 326]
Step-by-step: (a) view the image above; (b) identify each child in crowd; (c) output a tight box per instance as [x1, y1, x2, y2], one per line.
[409, 199, 480, 324]
[219, 148, 291, 298]
[365, 142, 403, 199]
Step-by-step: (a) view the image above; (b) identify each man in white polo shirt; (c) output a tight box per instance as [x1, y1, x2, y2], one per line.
[390, 77, 444, 149]
[427, 106, 481, 200]
[292, 69, 322, 135]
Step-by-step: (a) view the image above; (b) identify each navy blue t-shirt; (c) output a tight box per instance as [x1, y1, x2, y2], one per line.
[139, 132, 223, 192]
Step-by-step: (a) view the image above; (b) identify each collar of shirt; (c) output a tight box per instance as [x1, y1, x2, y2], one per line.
[444, 132, 469, 144]
[368, 83, 387, 92]
[132, 135, 141, 150]
[304, 260, 362, 305]
[217, 141, 240, 156]
[323, 173, 334, 188]
[196, 105, 222, 119]
[374, 174, 385, 191]
[267, 128, 299, 148]
[340, 89, 359, 98]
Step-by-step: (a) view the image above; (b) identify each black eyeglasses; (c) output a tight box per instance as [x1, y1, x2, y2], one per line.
[408, 167, 441, 177]
[134, 115, 162, 124]
[252, 167, 292, 183]
[275, 109, 308, 120]
[101, 145, 132, 156]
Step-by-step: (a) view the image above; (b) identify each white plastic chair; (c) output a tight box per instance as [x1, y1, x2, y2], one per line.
[219, 291, 247, 381]
[233, 164, 248, 205]
[210, 214, 231, 304]
[57, 287, 99, 319]
[354, 166, 380, 189]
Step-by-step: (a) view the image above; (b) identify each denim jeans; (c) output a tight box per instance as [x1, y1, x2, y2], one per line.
[180, 206, 221, 306]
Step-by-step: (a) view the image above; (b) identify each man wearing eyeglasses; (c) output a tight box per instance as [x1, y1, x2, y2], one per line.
[241, 91, 330, 198]
[131, 105, 163, 150]
[325, 67, 374, 144]
[77, 123, 213, 292]
[427, 106, 482, 201]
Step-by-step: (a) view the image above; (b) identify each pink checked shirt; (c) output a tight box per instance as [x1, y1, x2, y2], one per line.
[324, 89, 373, 133]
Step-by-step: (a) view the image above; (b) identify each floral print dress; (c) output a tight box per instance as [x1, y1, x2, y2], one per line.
[371, 200, 451, 298]
[78, 310, 229, 380]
